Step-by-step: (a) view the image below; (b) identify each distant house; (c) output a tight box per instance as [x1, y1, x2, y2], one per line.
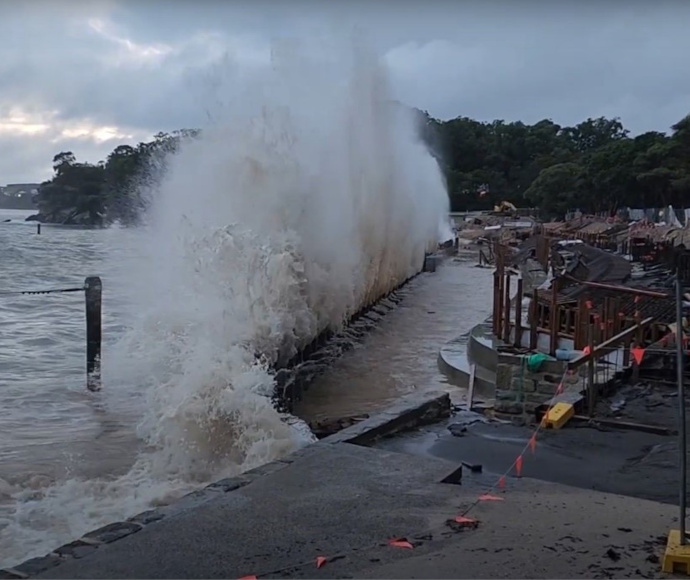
[0, 183, 40, 209]
[2, 183, 40, 197]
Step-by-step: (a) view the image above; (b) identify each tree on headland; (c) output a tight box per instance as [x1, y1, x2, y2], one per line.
[33, 130, 199, 226]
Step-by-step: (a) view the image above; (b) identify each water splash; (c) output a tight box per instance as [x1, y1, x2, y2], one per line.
[1, 34, 448, 567]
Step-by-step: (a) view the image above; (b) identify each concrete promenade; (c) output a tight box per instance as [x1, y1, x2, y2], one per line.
[2, 394, 675, 579]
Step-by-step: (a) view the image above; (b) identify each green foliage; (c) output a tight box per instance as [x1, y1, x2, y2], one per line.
[38, 109, 690, 225]
[36, 130, 199, 225]
[421, 112, 690, 218]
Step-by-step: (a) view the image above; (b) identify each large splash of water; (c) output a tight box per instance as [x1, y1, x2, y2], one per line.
[1, 35, 449, 567]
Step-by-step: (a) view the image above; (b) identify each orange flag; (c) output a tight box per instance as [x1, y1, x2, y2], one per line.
[631, 347, 645, 366]
[479, 493, 504, 501]
[389, 539, 414, 549]
[529, 434, 537, 454]
[454, 515, 477, 525]
[315, 556, 328, 569]
[515, 455, 523, 477]
[498, 475, 506, 489]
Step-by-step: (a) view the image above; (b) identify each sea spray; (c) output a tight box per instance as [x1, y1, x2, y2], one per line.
[1, 33, 449, 567]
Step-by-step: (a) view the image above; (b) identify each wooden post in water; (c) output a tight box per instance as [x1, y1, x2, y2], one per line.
[37, 223, 41, 235]
[85, 276, 102, 392]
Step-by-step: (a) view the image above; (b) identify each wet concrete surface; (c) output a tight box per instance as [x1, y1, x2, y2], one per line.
[376, 381, 688, 506]
[294, 252, 494, 422]
[32, 442, 672, 579]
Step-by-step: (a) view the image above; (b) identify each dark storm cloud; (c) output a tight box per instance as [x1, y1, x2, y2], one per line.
[0, 0, 688, 183]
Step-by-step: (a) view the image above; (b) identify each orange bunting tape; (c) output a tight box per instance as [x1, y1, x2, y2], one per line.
[529, 434, 537, 453]
[556, 382, 564, 394]
[315, 556, 328, 569]
[515, 455, 523, 477]
[478, 493, 504, 501]
[498, 475, 506, 489]
[389, 539, 414, 549]
[631, 347, 645, 366]
[454, 515, 477, 525]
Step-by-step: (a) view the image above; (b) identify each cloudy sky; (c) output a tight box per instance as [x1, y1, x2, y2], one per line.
[1, 0, 688, 184]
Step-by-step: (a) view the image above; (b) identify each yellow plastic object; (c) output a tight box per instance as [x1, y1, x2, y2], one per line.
[541, 402, 574, 430]
[662, 529, 690, 574]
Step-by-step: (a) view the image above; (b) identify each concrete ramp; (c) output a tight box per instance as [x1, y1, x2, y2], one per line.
[30, 439, 673, 579]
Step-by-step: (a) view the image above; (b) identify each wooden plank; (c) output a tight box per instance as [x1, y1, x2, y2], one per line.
[467, 363, 476, 409]
[514, 278, 523, 348]
[492, 271, 500, 335]
[529, 290, 538, 350]
[496, 270, 504, 337]
[503, 273, 512, 342]
[570, 415, 677, 436]
[549, 283, 558, 355]
[567, 316, 655, 371]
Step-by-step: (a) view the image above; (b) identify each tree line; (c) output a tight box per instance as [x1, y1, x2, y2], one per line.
[34, 110, 690, 225]
[34, 129, 199, 226]
[419, 111, 690, 217]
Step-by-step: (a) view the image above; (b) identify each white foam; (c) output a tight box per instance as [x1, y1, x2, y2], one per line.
[1, 33, 448, 567]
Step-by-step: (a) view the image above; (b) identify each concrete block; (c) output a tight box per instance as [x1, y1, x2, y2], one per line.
[495, 364, 513, 389]
[536, 381, 561, 395]
[495, 390, 518, 402]
[541, 402, 575, 429]
[497, 353, 524, 366]
[662, 529, 690, 574]
[511, 377, 537, 392]
[524, 392, 550, 405]
[83, 522, 142, 544]
[0, 571, 27, 580]
[494, 401, 524, 414]
[12, 555, 63, 577]
[54, 540, 98, 560]
[325, 392, 451, 446]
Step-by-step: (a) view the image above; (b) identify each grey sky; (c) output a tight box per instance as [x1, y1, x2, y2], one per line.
[1, 0, 688, 183]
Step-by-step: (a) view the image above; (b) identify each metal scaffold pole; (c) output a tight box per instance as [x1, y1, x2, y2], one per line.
[675, 270, 687, 545]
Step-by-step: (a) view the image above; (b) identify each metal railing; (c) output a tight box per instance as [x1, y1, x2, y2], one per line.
[1, 276, 102, 391]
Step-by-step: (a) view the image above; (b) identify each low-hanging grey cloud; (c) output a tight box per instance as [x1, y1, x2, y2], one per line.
[0, 0, 688, 184]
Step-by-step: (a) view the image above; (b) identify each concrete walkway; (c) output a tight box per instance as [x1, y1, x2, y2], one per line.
[20, 435, 673, 579]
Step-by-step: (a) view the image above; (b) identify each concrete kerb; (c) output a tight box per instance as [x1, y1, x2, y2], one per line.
[1, 391, 451, 579]
[437, 320, 497, 393]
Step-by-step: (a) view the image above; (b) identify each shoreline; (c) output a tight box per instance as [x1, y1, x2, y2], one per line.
[1, 392, 452, 578]
[4, 387, 675, 579]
